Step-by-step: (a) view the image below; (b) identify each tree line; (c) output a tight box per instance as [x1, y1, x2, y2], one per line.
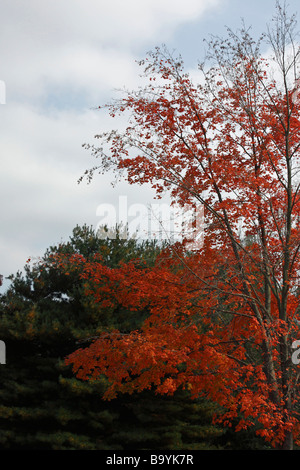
[0, 225, 268, 450]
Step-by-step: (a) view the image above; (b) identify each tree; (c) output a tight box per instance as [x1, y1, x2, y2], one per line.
[0, 224, 229, 449]
[64, 3, 300, 449]
[0, 225, 165, 449]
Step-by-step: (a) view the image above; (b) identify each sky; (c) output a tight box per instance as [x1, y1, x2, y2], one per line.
[1, 0, 299, 292]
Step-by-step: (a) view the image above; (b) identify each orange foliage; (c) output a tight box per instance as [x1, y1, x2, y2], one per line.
[58, 23, 300, 448]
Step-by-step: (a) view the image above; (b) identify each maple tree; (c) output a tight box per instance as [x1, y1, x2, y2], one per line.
[63, 3, 300, 449]
[2, 225, 205, 450]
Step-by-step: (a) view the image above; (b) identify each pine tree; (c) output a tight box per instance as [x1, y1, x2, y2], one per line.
[0, 224, 228, 449]
[0, 224, 161, 449]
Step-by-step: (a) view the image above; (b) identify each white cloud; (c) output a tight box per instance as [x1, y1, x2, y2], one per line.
[1, 0, 221, 47]
[0, 0, 222, 103]
[0, 100, 159, 280]
[0, 0, 223, 289]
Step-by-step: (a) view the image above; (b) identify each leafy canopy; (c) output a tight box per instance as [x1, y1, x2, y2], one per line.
[62, 3, 300, 449]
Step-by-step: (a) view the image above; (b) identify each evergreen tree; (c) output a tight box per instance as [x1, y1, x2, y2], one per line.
[0, 224, 231, 449]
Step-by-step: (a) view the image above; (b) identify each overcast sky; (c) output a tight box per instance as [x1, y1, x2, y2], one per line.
[1, 0, 299, 291]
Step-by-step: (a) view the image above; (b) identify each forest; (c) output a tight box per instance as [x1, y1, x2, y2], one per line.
[2, 2, 300, 451]
[0, 224, 272, 450]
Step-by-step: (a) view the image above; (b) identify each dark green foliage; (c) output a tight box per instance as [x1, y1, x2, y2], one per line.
[109, 390, 224, 450]
[215, 420, 272, 450]
[0, 224, 163, 449]
[0, 224, 261, 450]
[1, 224, 161, 343]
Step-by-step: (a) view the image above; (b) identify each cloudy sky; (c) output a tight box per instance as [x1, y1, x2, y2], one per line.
[1, 0, 299, 291]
